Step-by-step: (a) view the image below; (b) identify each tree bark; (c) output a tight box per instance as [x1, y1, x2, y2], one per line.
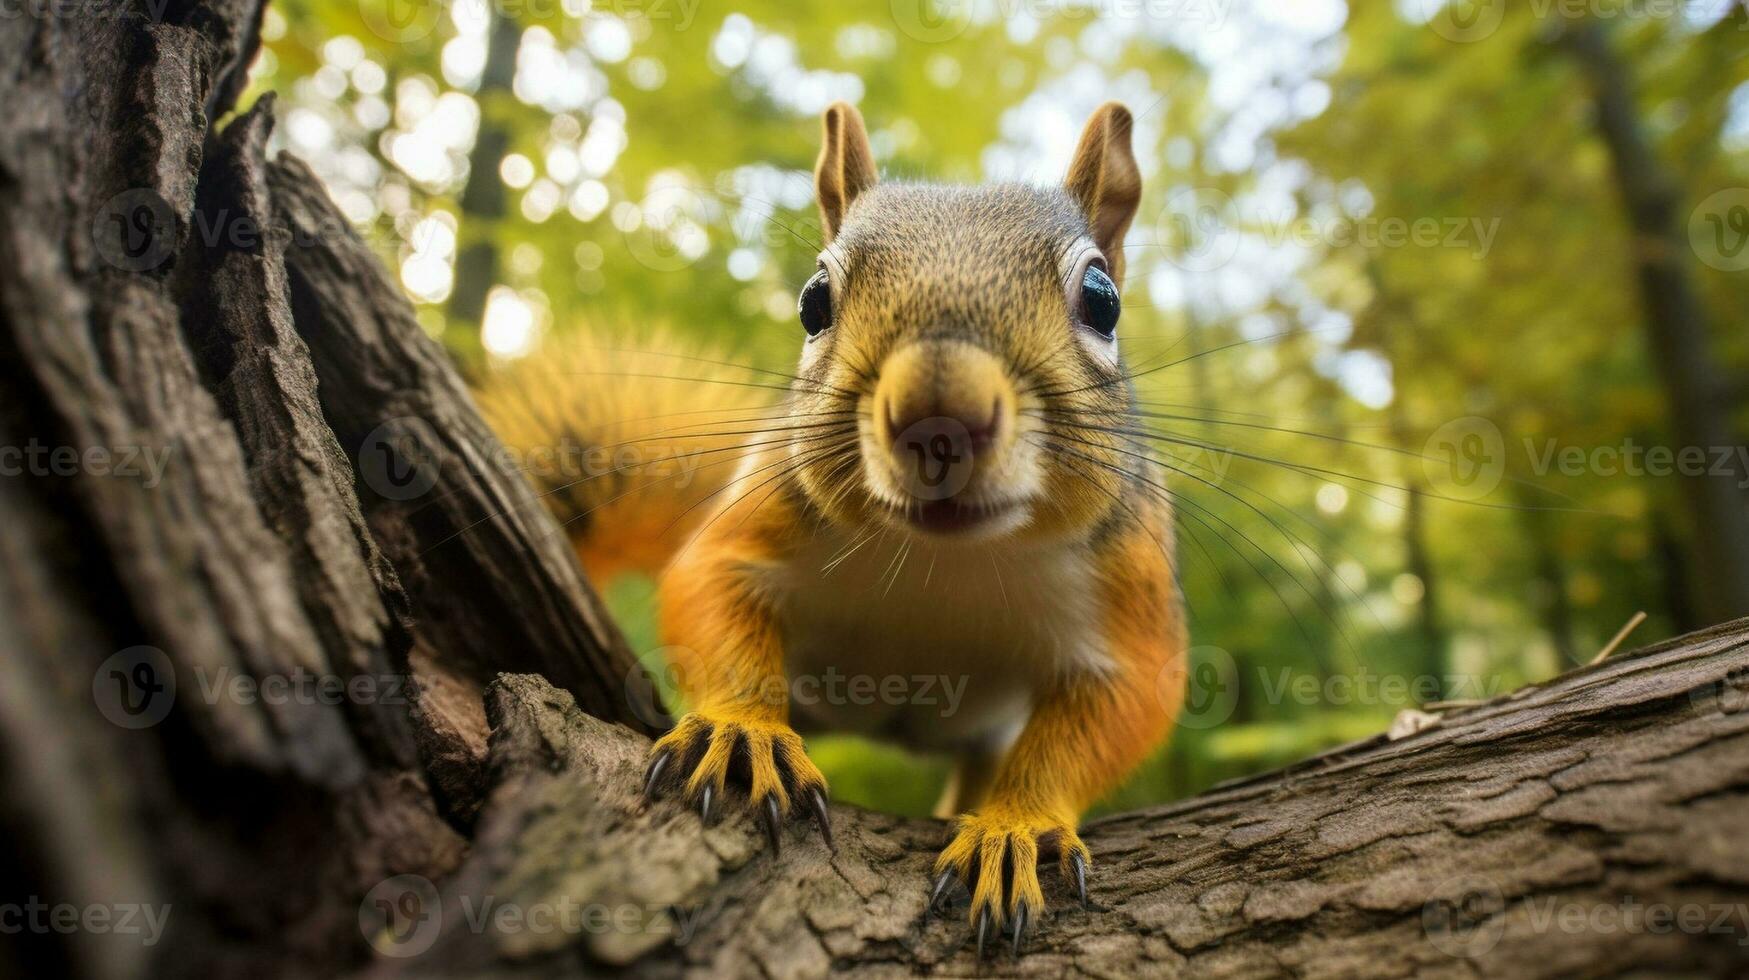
[378, 619, 1749, 979]
[3, 4, 1749, 980]
[0, 3, 653, 977]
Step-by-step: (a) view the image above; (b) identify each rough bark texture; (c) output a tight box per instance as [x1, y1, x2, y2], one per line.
[360, 620, 1749, 979]
[3, 4, 1749, 980]
[0, 2, 653, 977]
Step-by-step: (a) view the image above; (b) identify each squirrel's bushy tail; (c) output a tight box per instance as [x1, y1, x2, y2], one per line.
[475, 329, 775, 583]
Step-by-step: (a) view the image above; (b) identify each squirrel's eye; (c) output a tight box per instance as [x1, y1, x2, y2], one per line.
[798, 269, 833, 337]
[1080, 264, 1120, 339]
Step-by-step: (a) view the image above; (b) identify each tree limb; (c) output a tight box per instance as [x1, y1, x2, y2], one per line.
[372, 619, 1749, 978]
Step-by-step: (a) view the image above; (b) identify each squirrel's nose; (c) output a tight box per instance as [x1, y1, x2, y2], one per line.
[872, 341, 1017, 499]
[883, 396, 1002, 456]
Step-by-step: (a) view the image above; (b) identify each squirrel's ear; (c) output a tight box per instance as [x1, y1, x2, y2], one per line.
[815, 101, 878, 244]
[1064, 102, 1142, 286]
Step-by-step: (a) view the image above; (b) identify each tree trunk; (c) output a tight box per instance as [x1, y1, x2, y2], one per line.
[446, 5, 520, 359]
[0, 3, 654, 977]
[3, 5, 1749, 980]
[1561, 18, 1749, 626]
[1515, 483, 1581, 667]
[1369, 262, 1448, 690]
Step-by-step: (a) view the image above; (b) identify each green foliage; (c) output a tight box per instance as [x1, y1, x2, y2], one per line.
[256, 2, 1747, 815]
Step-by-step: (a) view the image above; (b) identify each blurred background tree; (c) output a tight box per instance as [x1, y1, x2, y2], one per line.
[246, 0, 1749, 816]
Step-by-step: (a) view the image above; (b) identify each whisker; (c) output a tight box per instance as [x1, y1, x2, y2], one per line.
[419, 423, 856, 557]
[1046, 428, 1376, 651]
[1031, 324, 1355, 401]
[409, 406, 858, 525]
[1130, 398, 1393, 427]
[881, 536, 913, 597]
[822, 525, 882, 576]
[729, 444, 859, 540]
[568, 344, 862, 400]
[988, 552, 1010, 612]
[551, 369, 846, 399]
[1042, 439, 1330, 651]
[724, 192, 827, 254]
[1034, 439, 1208, 598]
[666, 440, 851, 563]
[1034, 405, 1431, 465]
[1032, 413, 1594, 514]
[587, 415, 860, 452]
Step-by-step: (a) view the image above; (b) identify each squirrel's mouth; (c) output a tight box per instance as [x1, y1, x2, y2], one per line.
[886, 497, 1025, 537]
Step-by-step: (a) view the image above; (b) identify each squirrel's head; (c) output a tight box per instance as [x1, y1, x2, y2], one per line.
[790, 101, 1143, 546]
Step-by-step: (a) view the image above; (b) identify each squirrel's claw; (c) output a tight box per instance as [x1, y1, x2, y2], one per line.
[925, 868, 957, 921]
[936, 809, 1083, 958]
[641, 750, 671, 802]
[808, 786, 834, 851]
[759, 793, 783, 855]
[642, 711, 830, 854]
[1068, 849, 1089, 909]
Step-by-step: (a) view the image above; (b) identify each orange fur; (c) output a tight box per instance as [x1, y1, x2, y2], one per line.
[931, 502, 1183, 926]
[474, 328, 772, 580]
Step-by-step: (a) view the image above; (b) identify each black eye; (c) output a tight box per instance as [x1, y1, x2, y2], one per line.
[1080, 264, 1120, 339]
[798, 268, 832, 337]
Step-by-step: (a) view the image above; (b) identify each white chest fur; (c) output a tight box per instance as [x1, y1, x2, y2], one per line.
[763, 530, 1112, 754]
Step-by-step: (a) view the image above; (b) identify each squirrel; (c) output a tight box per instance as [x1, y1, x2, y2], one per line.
[479, 100, 1186, 957]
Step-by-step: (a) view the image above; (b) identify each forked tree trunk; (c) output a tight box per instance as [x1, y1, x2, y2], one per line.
[1, 4, 1747, 979]
[0, 3, 652, 976]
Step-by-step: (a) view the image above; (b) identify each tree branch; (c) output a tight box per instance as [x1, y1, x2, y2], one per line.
[371, 619, 1749, 978]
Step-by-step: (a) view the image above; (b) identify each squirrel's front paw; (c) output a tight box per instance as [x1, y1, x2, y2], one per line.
[929, 807, 1090, 958]
[642, 711, 831, 854]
